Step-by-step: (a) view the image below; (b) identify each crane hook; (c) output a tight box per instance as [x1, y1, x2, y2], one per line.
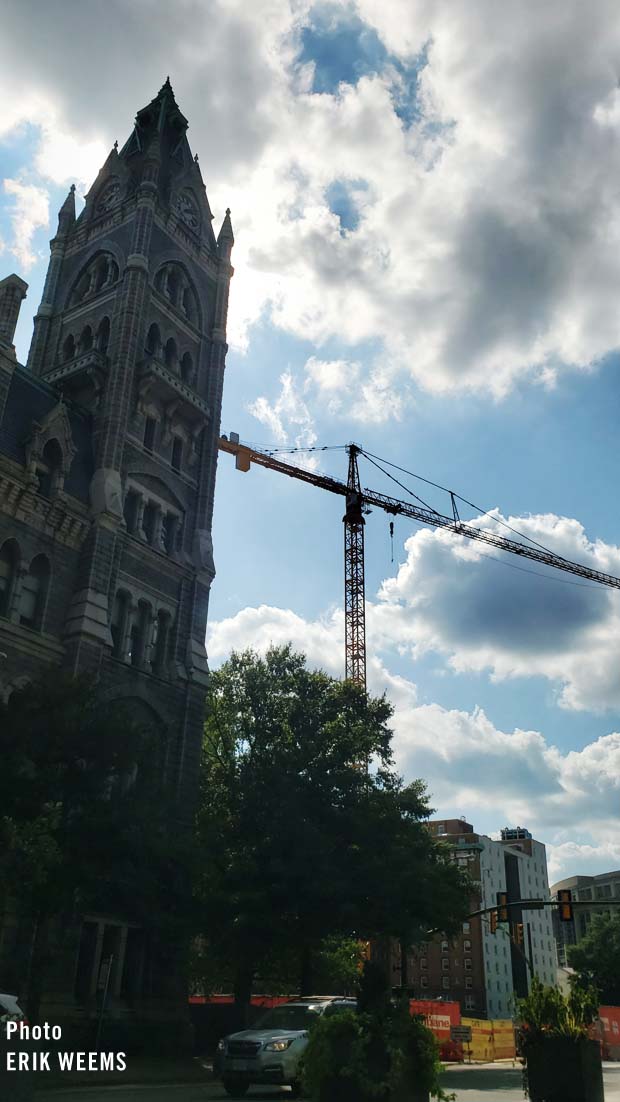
[389, 520, 394, 564]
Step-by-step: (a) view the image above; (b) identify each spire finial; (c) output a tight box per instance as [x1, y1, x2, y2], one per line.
[194, 152, 199, 164]
[113, 139, 118, 151]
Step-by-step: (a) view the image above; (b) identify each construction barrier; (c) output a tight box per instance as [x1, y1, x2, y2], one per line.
[598, 1006, 620, 1060]
[461, 1017, 516, 1061]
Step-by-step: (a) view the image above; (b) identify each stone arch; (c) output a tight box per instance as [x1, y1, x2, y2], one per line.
[153, 259, 202, 328]
[66, 244, 124, 309]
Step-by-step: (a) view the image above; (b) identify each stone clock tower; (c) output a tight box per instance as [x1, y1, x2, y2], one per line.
[0, 80, 233, 1031]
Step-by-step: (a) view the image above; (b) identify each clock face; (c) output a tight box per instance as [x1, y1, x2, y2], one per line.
[97, 179, 121, 213]
[176, 192, 199, 230]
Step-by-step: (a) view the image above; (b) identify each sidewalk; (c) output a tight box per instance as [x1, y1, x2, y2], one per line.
[33, 1057, 213, 1092]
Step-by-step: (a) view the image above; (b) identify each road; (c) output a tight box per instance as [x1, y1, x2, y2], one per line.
[32, 1062, 620, 1100]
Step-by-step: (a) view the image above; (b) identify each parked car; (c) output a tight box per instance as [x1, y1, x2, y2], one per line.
[0, 993, 27, 1037]
[217, 996, 357, 1097]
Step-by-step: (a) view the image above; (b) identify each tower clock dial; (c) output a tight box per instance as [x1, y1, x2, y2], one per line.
[96, 179, 121, 213]
[176, 192, 199, 230]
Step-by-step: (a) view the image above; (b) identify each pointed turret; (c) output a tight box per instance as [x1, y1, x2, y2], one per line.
[57, 184, 76, 236]
[217, 208, 234, 260]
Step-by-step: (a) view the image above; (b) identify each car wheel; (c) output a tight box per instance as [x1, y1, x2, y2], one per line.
[222, 1076, 249, 1097]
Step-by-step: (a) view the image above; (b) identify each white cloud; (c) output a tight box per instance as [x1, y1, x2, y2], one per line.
[207, 598, 620, 882]
[4, 1, 620, 398]
[303, 355, 405, 423]
[248, 370, 318, 450]
[373, 510, 620, 712]
[2, 179, 49, 270]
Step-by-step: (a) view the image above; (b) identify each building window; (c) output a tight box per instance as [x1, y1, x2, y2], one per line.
[465, 996, 475, 1010]
[164, 337, 178, 371]
[464, 958, 472, 971]
[96, 316, 110, 353]
[124, 491, 140, 535]
[143, 417, 156, 452]
[442, 977, 450, 990]
[441, 940, 449, 953]
[79, 325, 93, 353]
[465, 977, 473, 990]
[420, 976, 428, 989]
[111, 591, 130, 660]
[151, 610, 170, 675]
[463, 922, 471, 933]
[420, 958, 427, 971]
[63, 333, 76, 360]
[36, 438, 64, 498]
[0, 540, 18, 618]
[464, 940, 471, 952]
[442, 959, 449, 971]
[19, 555, 49, 630]
[142, 502, 158, 545]
[180, 351, 193, 384]
[171, 436, 183, 471]
[145, 323, 161, 357]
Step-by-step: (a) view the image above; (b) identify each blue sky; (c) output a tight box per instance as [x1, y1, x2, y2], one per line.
[3, 0, 620, 881]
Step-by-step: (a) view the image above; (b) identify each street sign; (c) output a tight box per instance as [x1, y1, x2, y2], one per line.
[450, 1025, 472, 1042]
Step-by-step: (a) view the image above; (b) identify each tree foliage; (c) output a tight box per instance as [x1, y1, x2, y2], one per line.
[194, 645, 470, 1005]
[0, 673, 189, 1017]
[568, 912, 620, 1005]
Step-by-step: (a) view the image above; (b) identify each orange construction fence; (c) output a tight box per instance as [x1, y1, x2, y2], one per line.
[461, 1017, 516, 1061]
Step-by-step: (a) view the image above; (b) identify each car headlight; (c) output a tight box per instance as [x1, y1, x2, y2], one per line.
[264, 1038, 294, 1051]
[217, 1039, 226, 1051]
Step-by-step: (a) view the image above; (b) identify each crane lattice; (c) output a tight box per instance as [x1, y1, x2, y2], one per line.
[219, 435, 620, 687]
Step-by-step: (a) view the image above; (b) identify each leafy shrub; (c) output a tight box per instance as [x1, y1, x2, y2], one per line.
[517, 976, 599, 1045]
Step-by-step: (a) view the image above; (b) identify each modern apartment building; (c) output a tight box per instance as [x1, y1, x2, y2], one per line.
[407, 820, 557, 1019]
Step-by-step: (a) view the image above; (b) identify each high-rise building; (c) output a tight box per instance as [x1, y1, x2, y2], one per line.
[406, 820, 557, 1019]
[0, 80, 233, 1033]
[551, 871, 620, 966]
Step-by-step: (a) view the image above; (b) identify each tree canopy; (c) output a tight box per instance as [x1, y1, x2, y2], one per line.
[568, 912, 620, 1005]
[194, 645, 470, 1006]
[0, 673, 189, 1017]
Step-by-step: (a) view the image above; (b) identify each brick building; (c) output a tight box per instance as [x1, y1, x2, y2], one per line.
[0, 80, 233, 1030]
[406, 820, 557, 1019]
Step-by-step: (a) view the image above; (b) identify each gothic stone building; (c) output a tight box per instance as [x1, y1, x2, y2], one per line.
[0, 81, 233, 1032]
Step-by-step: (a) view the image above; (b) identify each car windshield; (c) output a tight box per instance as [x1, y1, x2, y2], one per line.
[253, 1005, 320, 1031]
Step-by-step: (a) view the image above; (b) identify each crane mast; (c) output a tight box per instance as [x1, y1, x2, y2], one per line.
[218, 434, 620, 689]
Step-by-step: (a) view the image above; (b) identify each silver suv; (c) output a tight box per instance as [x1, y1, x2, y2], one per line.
[217, 997, 357, 1097]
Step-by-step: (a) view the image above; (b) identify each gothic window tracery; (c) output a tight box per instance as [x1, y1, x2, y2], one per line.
[79, 325, 93, 354]
[164, 337, 178, 372]
[68, 253, 119, 308]
[180, 351, 193, 384]
[154, 263, 199, 326]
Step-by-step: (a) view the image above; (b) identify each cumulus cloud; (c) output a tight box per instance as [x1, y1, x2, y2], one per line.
[373, 510, 620, 712]
[4, 1, 620, 402]
[2, 179, 49, 270]
[248, 371, 318, 450]
[207, 598, 620, 881]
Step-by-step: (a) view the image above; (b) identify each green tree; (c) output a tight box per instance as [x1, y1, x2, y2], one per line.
[194, 645, 470, 1018]
[0, 673, 190, 1022]
[568, 912, 620, 1005]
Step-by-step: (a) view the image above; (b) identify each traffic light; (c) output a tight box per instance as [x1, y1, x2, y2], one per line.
[496, 891, 509, 923]
[514, 923, 524, 947]
[557, 889, 573, 922]
[489, 909, 498, 934]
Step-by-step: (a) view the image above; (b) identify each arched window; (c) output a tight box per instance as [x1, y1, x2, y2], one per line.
[79, 325, 93, 354]
[164, 338, 178, 371]
[145, 323, 161, 357]
[68, 252, 119, 307]
[166, 269, 179, 305]
[95, 260, 107, 292]
[180, 352, 193, 384]
[0, 540, 19, 619]
[129, 600, 151, 668]
[19, 555, 50, 631]
[182, 286, 195, 322]
[63, 334, 76, 361]
[111, 590, 131, 660]
[151, 610, 170, 674]
[96, 317, 110, 353]
[37, 438, 63, 498]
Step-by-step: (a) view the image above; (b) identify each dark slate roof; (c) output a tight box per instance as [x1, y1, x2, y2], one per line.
[0, 366, 94, 504]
